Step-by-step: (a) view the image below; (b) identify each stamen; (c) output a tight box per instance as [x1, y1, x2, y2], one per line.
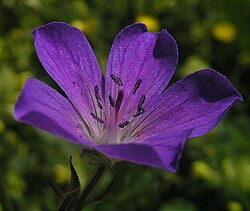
[90, 113, 105, 124]
[119, 121, 130, 128]
[94, 85, 99, 94]
[109, 95, 115, 107]
[94, 85, 103, 109]
[115, 90, 124, 111]
[137, 95, 146, 111]
[96, 99, 103, 109]
[111, 74, 123, 86]
[133, 108, 145, 117]
[132, 79, 142, 95]
[115, 90, 124, 121]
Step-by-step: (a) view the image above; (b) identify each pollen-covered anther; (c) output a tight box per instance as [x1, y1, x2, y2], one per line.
[118, 121, 130, 128]
[132, 79, 142, 95]
[90, 112, 105, 124]
[111, 74, 123, 86]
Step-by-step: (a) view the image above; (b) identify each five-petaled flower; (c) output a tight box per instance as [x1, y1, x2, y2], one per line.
[14, 22, 242, 173]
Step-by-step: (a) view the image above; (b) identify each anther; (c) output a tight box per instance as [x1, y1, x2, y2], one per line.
[90, 113, 105, 124]
[96, 99, 103, 109]
[133, 108, 145, 117]
[115, 90, 124, 111]
[132, 79, 142, 95]
[94, 85, 99, 94]
[94, 85, 103, 109]
[111, 74, 123, 86]
[118, 121, 130, 128]
[109, 95, 115, 107]
[137, 95, 146, 111]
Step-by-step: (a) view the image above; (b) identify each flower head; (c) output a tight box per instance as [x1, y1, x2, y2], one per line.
[14, 22, 242, 173]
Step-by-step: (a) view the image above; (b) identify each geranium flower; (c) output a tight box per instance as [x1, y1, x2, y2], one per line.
[14, 22, 242, 173]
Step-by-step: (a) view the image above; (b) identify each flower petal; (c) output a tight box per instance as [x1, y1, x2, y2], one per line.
[105, 23, 178, 119]
[95, 131, 189, 172]
[14, 78, 94, 146]
[32, 22, 104, 128]
[128, 69, 242, 139]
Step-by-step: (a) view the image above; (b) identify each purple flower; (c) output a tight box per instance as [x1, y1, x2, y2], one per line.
[14, 22, 242, 173]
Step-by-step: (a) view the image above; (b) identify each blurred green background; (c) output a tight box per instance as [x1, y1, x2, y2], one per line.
[0, 0, 249, 210]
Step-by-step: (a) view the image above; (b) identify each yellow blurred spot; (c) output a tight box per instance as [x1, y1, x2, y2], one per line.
[136, 15, 159, 32]
[228, 201, 243, 211]
[71, 19, 95, 35]
[192, 160, 220, 185]
[212, 22, 237, 43]
[53, 164, 70, 184]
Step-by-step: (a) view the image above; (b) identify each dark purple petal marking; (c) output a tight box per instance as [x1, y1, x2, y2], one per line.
[110, 74, 123, 86]
[90, 113, 105, 124]
[132, 79, 142, 95]
[118, 121, 130, 128]
[133, 108, 145, 117]
[137, 95, 146, 111]
[108, 95, 115, 107]
[94, 85, 103, 109]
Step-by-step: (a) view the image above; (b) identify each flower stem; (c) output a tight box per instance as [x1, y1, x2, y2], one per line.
[76, 165, 106, 210]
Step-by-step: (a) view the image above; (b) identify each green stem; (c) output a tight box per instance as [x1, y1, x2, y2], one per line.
[76, 165, 106, 210]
